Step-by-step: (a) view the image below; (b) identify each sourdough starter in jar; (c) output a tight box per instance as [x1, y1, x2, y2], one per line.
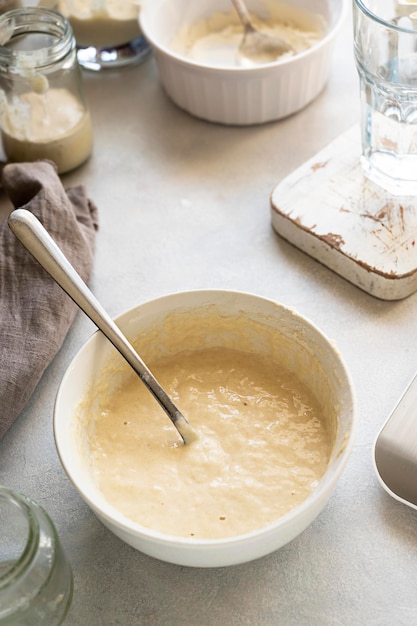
[57, 0, 142, 48]
[52, 0, 150, 70]
[0, 8, 93, 173]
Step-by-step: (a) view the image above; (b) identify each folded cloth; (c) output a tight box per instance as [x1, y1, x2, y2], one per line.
[0, 160, 99, 439]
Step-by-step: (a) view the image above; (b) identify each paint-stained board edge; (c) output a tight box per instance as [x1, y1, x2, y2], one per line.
[270, 125, 417, 301]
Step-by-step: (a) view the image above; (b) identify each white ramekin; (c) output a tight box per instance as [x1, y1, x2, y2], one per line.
[140, 0, 347, 125]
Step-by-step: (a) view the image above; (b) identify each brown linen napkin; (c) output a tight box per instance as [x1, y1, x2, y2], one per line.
[0, 160, 99, 439]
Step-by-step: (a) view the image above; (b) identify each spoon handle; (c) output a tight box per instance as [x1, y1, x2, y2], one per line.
[231, 0, 252, 29]
[8, 208, 195, 444]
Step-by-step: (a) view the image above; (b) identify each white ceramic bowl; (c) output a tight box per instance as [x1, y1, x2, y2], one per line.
[54, 290, 356, 568]
[139, 0, 347, 125]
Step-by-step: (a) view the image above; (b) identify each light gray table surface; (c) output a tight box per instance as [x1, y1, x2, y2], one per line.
[2, 8, 417, 626]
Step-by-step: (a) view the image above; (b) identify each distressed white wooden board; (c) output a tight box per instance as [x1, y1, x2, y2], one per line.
[270, 125, 417, 300]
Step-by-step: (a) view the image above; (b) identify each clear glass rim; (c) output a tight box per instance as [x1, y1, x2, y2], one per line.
[353, 0, 417, 34]
[0, 487, 39, 588]
[0, 7, 74, 69]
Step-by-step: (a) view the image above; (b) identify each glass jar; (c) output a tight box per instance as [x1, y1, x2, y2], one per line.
[52, 1, 151, 71]
[0, 486, 73, 625]
[0, 7, 93, 173]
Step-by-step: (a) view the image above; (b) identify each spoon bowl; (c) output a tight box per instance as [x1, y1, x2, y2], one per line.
[231, 0, 293, 65]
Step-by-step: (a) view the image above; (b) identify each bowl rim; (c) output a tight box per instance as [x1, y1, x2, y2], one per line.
[54, 288, 357, 548]
[139, 0, 348, 73]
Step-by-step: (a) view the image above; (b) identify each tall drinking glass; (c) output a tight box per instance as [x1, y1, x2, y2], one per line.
[353, 0, 417, 195]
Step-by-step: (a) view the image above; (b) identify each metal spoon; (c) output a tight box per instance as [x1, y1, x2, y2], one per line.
[374, 371, 417, 509]
[8, 208, 197, 445]
[231, 0, 293, 65]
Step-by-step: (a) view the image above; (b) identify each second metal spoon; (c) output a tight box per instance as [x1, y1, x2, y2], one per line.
[231, 0, 293, 65]
[8, 208, 197, 445]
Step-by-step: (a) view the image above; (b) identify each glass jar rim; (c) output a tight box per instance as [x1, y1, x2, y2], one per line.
[0, 7, 75, 70]
[0, 487, 40, 589]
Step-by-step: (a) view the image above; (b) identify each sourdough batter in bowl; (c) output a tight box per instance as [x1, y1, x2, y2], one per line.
[82, 309, 335, 540]
[55, 291, 356, 566]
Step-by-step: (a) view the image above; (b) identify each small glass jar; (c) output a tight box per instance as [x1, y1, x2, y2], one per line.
[0, 486, 73, 625]
[0, 7, 93, 173]
[53, 1, 151, 71]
